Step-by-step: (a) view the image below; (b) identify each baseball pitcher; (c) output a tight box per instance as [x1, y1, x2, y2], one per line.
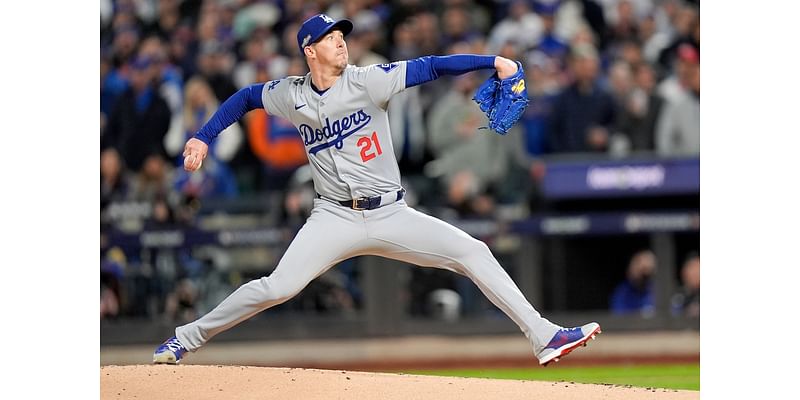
[154, 14, 600, 367]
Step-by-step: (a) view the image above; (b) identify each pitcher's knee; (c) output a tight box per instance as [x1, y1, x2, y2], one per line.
[455, 239, 493, 271]
[258, 275, 302, 303]
[467, 239, 492, 259]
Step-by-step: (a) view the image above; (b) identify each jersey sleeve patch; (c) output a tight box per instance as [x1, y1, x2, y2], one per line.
[267, 79, 281, 91]
[377, 63, 399, 73]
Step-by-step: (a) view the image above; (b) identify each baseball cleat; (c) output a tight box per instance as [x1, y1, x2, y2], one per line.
[153, 336, 188, 364]
[538, 322, 601, 367]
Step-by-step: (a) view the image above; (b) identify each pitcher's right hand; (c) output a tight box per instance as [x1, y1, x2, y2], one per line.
[182, 138, 208, 172]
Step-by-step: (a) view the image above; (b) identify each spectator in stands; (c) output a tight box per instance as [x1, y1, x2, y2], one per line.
[615, 61, 665, 152]
[164, 278, 200, 323]
[347, 28, 389, 67]
[576, 0, 609, 51]
[440, 7, 481, 49]
[137, 35, 185, 161]
[100, 280, 120, 319]
[448, 0, 493, 34]
[101, 148, 131, 213]
[282, 165, 316, 226]
[230, 1, 281, 44]
[232, 35, 271, 90]
[330, 0, 387, 57]
[278, 20, 304, 60]
[144, 194, 180, 230]
[638, 13, 670, 65]
[605, 0, 640, 45]
[534, 2, 568, 61]
[103, 56, 172, 173]
[172, 156, 239, 199]
[101, 247, 127, 319]
[603, 59, 633, 155]
[101, 50, 128, 133]
[615, 40, 645, 72]
[655, 43, 699, 157]
[656, 38, 697, 105]
[610, 249, 657, 316]
[656, 2, 699, 73]
[108, 22, 141, 68]
[195, 40, 239, 103]
[672, 252, 700, 317]
[606, 60, 634, 114]
[486, 0, 543, 55]
[173, 76, 243, 164]
[148, 0, 182, 41]
[389, 20, 419, 61]
[167, 22, 200, 79]
[290, 269, 357, 315]
[545, 43, 616, 153]
[167, 76, 242, 199]
[569, 22, 601, 52]
[128, 153, 175, 203]
[520, 51, 561, 159]
[652, 0, 682, 41]
[414, 12, 442, 55]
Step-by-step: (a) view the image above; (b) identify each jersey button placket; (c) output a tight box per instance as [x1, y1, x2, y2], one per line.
[319, 100, 349, 194]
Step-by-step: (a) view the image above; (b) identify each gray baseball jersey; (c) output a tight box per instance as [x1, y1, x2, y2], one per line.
[262, 63, 407, 201]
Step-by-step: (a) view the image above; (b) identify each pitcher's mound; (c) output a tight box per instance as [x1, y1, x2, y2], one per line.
[101, 365, 698, 400]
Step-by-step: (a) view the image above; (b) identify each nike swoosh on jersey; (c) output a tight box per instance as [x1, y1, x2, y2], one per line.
[294, 104, 307, 110]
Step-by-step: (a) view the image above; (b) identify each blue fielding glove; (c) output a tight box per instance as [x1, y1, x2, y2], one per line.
[472, 61, 530, 135]
[472, 74, 500, 114]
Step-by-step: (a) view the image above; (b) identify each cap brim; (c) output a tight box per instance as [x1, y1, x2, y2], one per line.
[324, 20, 353, 39]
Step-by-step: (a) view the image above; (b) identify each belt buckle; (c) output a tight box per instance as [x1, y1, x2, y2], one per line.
[352, 197, 367, 211]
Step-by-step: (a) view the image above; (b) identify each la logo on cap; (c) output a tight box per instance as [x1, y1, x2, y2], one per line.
[297, 13, 353, 53]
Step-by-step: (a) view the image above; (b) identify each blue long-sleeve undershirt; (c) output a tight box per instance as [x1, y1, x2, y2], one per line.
[194, 83, 264, 145]
[194, 55, 497, 144]
[405, 54, 496, 88]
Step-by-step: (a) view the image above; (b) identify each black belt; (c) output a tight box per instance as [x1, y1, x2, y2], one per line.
[317, 189, 406, 211]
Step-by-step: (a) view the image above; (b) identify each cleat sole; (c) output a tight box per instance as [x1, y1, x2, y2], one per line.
[538, 324, 602, 366]
[153, 352, 179, 365]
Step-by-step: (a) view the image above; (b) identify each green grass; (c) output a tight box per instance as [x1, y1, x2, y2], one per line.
[404, 363, 700, 391]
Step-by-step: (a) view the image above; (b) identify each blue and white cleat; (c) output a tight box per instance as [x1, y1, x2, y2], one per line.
[153, 336, 188, 364]
[538, 322, 601, 366]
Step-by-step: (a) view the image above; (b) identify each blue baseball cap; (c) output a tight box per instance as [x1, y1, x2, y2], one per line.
[297, 14, 353, 54]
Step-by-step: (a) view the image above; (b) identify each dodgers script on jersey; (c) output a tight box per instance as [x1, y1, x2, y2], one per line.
[262, 62, 407, 201]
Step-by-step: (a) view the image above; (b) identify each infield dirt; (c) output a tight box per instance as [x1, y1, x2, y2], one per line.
[100, 365, 699, 399]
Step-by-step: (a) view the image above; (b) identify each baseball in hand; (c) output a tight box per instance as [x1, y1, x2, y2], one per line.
[184, 154, 202, 171]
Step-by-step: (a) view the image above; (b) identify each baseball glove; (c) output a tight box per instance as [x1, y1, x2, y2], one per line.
[472, 61, 529, 135]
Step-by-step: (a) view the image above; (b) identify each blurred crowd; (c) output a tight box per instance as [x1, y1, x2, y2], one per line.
[611, 249, 658, 316]
[609, 249, 699, 318]
[100, 0, 700, 321]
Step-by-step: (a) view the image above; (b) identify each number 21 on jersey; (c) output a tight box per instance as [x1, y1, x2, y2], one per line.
[358, 131, 383, 162]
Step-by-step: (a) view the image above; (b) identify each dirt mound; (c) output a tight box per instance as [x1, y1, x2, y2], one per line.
[100, 365, 699, 399]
